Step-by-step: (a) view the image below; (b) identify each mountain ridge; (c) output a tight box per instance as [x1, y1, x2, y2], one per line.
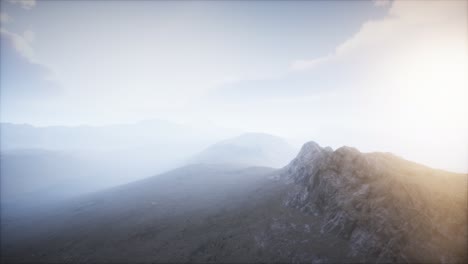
[280, 141, 467, 263]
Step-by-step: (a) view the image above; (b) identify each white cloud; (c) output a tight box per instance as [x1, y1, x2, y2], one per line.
[7, 0, 36, 10]
[373, 0, 391, 7]
[291, 0, 467, 71]
[0, 12, 12, 23]
[289, 0, 468, 172]
[1, 28, 36, 62]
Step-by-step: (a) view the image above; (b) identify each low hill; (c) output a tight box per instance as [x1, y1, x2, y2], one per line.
[189, 133, 297, 168]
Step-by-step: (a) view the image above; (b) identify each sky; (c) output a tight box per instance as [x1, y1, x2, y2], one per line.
[1, 0, 467, 172]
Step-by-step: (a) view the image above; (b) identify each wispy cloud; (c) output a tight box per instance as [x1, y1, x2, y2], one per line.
[373, 0, 391, 7]
[0, 12, 12, 24]
[7, 0, 36, 10]
[1, 29, 61, 101]
[290, 55, 332, 71]
[290, 0, 467, 72]
[0, 28, 36, 63]
[23, 29, 35, 42]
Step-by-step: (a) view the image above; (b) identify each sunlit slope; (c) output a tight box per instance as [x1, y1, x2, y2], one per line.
[282, 142, 467, 263]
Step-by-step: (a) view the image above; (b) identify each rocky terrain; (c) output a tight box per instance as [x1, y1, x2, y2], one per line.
[2, 142, 466, 263]
[2, 164, 348, 263]
[281, 142, 467, 263]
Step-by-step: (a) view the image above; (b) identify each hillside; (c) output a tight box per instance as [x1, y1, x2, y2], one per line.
[0, 120, 241, 207]
[2, 142, 466, 263]
[190, 133, 297, 168]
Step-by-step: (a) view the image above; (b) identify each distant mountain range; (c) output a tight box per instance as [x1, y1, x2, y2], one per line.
[2, 141, 466, 263]
[0, 123, 297, 208]
[0, 119, 238, 151]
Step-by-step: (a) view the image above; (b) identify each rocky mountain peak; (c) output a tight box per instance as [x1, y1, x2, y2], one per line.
[280, 141, 467, 263]
[280, 141, 331, 184]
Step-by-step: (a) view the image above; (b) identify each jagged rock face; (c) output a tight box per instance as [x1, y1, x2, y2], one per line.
[281, 142, 468, 263]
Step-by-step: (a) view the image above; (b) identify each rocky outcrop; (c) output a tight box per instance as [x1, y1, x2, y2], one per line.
[281, 142, 467, 263]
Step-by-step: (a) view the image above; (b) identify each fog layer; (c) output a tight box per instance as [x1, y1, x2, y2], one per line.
[0, 120, 298, 214]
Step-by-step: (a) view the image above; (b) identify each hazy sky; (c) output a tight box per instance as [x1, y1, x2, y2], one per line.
[1, 0, 467, 172]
